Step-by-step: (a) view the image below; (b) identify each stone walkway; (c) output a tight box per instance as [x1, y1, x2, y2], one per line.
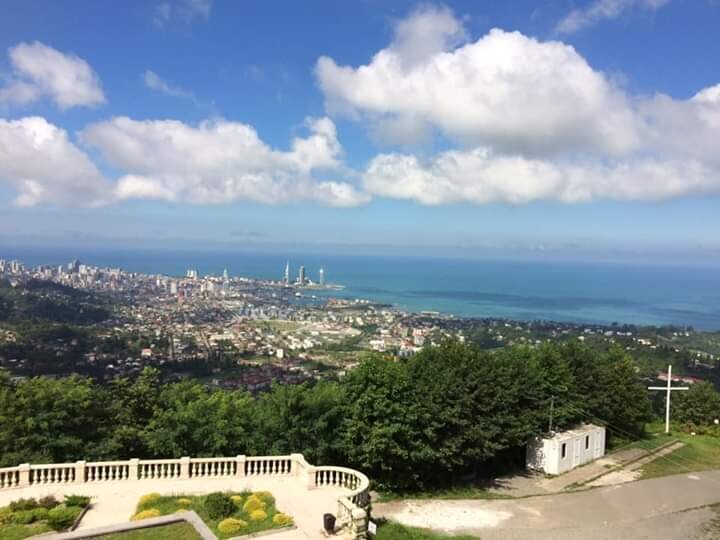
[0, 476, 347, 539]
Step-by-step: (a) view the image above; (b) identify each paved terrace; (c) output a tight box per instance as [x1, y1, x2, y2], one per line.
[0, 454, 370, 539]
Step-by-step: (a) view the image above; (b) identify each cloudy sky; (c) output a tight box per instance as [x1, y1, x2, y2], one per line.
[1, 0, 719, 261]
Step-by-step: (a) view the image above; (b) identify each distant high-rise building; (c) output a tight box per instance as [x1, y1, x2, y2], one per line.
[319, 266, 325, 286]
[284, 261, 290, 284]
[298, 265, 306, 285]
[68, 259, 80, 273]
[186, 269, 198, 279]
[170, 281, 178, 295]
[223, 268, 229, 280]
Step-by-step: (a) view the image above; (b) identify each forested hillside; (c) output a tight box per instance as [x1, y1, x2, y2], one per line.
[4, 340, 704, 491]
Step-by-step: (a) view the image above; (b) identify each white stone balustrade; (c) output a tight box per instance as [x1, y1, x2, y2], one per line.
[0, 454, 370, 539]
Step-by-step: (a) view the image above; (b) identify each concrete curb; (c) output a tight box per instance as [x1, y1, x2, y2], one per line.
[35, 510, 216, 539]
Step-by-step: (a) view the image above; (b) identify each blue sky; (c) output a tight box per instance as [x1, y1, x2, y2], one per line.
[1, 0, 719, 263]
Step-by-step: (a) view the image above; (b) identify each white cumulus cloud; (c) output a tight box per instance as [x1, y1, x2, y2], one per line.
[0, 117, 110, 206]
[0, 42, 105, 110]
[79, 116, 367, 207]
[316, 5, 720, 206]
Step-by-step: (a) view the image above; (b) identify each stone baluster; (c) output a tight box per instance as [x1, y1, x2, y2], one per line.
[236, 455, 246, 477]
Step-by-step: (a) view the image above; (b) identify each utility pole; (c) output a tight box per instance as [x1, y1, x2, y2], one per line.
[648, 364, 689, 434]
[548, 395, 555, 434]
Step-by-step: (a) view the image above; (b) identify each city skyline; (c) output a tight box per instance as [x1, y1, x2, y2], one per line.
[1, 1, 720, 261]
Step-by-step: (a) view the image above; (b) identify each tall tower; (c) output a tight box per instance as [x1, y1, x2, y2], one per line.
[298, 265, 306, 285]
[284, 261, 290, 284]
[223, 268, 229, 280]
[319, 266, 325, 286]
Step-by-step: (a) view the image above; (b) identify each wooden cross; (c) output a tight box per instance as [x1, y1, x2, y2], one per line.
[648, 364, 689, 433]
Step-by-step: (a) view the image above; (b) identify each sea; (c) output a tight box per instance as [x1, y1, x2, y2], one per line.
[3, 246, 720, 331]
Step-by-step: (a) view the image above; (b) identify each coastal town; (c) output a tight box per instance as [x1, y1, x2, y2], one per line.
[1, 257, 718, 390]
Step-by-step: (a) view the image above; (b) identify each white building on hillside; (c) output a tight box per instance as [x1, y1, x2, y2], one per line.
[526, 424, 606, 475]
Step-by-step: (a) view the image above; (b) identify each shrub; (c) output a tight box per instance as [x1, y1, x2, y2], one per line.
[38, 495, 59, 509]
[218, 517, 248, 534]
[64, 495, 91, 508]
[255, 491, 274, 502]
[0, 506, 12, 525]
[242, 495, 266, 513]
[131, 508, 161, 521]
[176, 497, 193, 506]
[273, 513, 293, 526]
[138, 493, 162, 508]
[9, 510, 36, 525]
[249, 509, 267, 522]
[48, 505, 82, 531]
[230, 494, 244, 506]
[204, 492, 234, 520]
[31, 507, 49, 521]
[9, 497, 38, 511]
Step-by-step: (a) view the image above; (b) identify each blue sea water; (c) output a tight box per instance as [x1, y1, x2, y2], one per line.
[3, 246, 720, 330]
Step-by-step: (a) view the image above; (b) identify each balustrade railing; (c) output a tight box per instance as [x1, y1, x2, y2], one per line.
[0, 466, 20, 489]
[0, 453, 370, 539]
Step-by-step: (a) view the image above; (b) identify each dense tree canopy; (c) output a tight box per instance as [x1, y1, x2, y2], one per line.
[0, 341, 661, 490]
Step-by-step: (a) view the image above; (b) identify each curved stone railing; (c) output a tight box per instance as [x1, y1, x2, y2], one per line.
[293, 457, 370, 539]
[0, 454, 370, 538]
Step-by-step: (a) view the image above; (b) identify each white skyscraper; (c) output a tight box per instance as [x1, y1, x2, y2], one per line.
[319, 266, 325, 286]
[298, 265, 306, 285]
[284, 261, 290, 284]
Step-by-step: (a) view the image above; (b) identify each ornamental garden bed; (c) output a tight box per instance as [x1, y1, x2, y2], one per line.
[0, 494, 91, 540]
[131, 491, 293, 539]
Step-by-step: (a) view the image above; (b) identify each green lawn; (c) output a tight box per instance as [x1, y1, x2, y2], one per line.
[376, 521, 478, 540]
[132, 491, 291, 539]
[99, 522, 200, 540]
[377, 486, 513, 503]
[639, 428, 720, 479]
[0, 522, 54, 540]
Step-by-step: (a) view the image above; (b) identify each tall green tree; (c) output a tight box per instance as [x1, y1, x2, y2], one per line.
[674, 382, 720, 426]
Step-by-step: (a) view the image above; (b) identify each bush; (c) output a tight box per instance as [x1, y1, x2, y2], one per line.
[138, 493, 162, 508]
[176, 497, 193, 506]
[218, 517, 248, 534]
[9, 498, 38, 511]
[131, 508, 161, 521]
[273, 513, 293, 526]
[249, 509, 267, 522]
[64, 495, 91, 508]
[9, 510, 36, 525]
[48, 505, 82, 531]
[0, 506, 12, 525]
[204, 492, 234, 520]
[230, 494, 244, 506]
[38, 495, 59, 509]
[255, 491, 274, 503]
[31, 507, 49, 521]
[242, 495, 266, 513]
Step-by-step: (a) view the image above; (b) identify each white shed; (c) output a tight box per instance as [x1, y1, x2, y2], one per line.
[526, 424, 606, 475]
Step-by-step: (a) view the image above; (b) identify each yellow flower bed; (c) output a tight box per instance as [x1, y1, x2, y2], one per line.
[249, 509, 267, 522]
[131, 508, 161, 521]
[218, 517, 248, 534]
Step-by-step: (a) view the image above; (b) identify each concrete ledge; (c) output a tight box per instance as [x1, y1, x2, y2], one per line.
[38, 511, 216, 540]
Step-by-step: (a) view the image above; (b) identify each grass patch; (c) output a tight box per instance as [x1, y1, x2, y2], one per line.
[98, 522, 201, 539]
[132, 491, 291, 539]
[377, 486, 513, 503]
[376, 521, 479, 540]
[0, 522, 54, 540]
[639, 429, 720, 479]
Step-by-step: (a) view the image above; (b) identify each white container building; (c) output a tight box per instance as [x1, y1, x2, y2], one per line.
[526, 424, 606, 475]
